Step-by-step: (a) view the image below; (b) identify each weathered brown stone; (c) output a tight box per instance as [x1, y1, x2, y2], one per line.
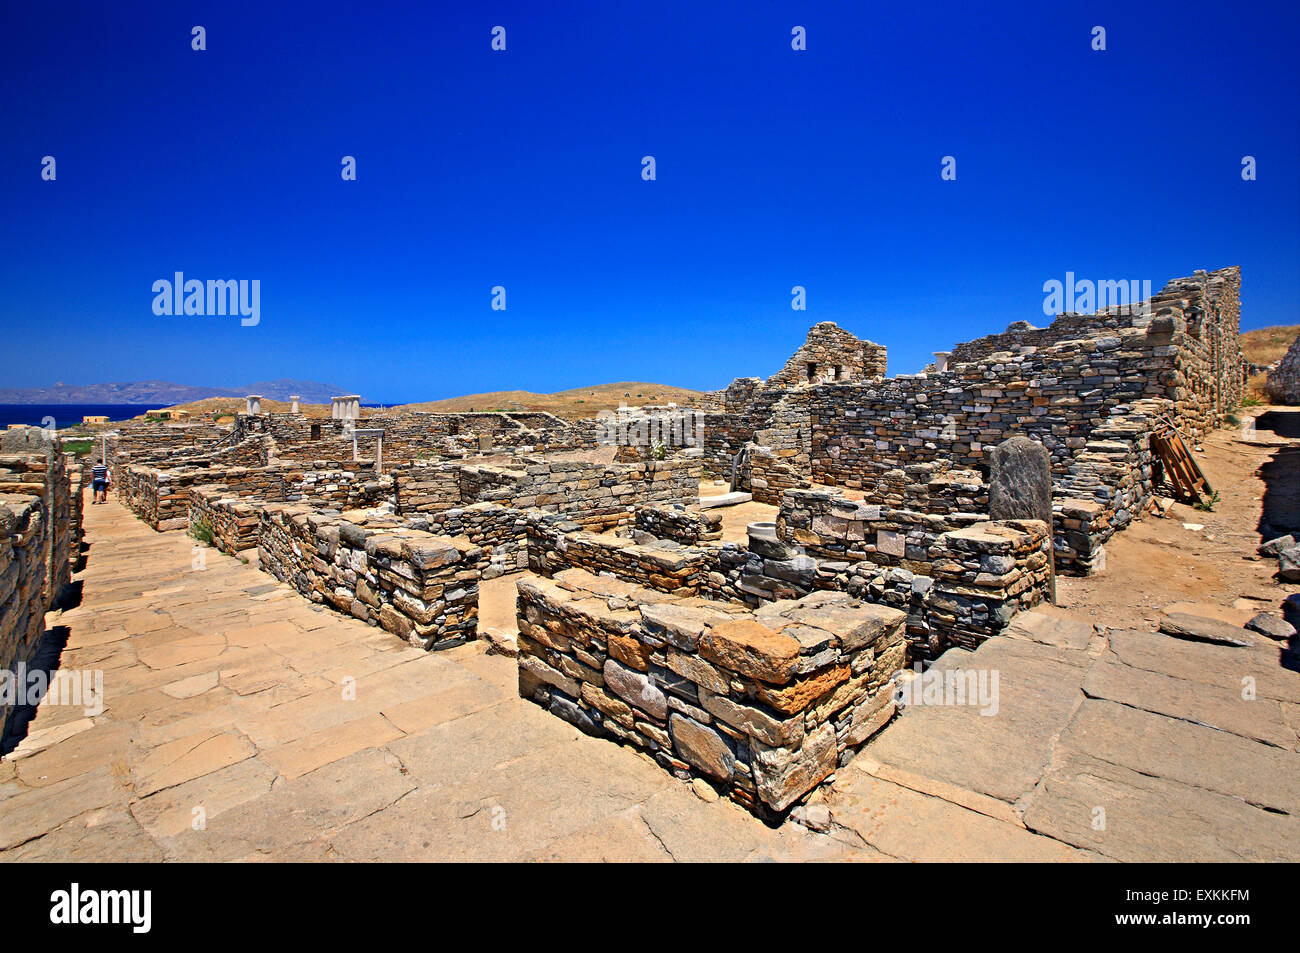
[753, 663, 850, 715]
[670, 714, 735, 781]
[698, 619, 800, 684]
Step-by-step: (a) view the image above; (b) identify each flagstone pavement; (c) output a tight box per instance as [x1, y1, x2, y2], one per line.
[2, 498, 1296, 862]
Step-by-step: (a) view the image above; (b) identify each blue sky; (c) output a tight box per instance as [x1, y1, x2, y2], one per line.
[2, 1, 1297, 402]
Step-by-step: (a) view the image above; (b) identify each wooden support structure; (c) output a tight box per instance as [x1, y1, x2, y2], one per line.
[1150, 416, 1213, 505]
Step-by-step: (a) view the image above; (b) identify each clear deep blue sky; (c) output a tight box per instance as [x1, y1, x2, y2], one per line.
[2, 1, 1297, 402]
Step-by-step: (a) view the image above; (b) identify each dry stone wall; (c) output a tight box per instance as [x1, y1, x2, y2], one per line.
[516, 568, 906, 817]
[0, 433, 79, 734]
[1268, 331, 1300, 404]
[257, 505, 482, 650]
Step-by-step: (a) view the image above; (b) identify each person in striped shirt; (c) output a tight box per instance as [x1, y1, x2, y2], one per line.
[91, 461, 109, 503]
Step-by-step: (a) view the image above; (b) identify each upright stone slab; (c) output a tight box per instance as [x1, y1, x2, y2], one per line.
[989, 435, 1056, 601]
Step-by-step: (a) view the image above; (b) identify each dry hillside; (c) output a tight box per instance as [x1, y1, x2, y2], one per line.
[1241, 325, 1299, 366]
[395, 382, 705, 420]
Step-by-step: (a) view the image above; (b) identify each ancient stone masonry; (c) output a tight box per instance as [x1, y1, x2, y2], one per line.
[394, 456, 701, 530]
[526, 487, 1052, 664]
[765, 321, 888, 389]
[0, 430, 80, 734]
[924, 520, 1051, 650]
[527, 515, 711, 595]
[256, 505, 482, 650]
[633, 503, 722, 545]
[0, 496, 49, 733]
[516, 568, 907, 817]
[416, 503, 529, 578]
[123, 462, 388, 531]
[700, 267, 1243, 576]
[1268, 330, 1300, 405]
[236, 410, 598, 464]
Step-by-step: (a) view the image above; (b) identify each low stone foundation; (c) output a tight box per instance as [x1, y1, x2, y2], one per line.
[527, 515, 709, 595]
[516, 568, 907, 818]
[633, 502, 722, 545]
[257, 504, 483, 650]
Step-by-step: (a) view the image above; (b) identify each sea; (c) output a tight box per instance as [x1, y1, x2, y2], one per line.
[0, 404, 157, 430]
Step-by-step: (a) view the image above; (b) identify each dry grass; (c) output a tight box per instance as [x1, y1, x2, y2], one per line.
[1241, 325, 1299, 366]
[156, 382, 703, 423]
[395, 381, 705, 420]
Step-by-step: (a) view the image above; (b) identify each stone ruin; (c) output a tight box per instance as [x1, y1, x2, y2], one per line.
[1, 264, 1248, 819]
[1267, 330, 1300, 405]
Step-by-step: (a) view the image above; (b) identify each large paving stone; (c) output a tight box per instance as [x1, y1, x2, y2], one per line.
[867, 637, 1088, 803]
[1107, 628, 1300, 703]
[0, 804, 164, 863]
[1158, 612, 1257, 648]
[1059, 698, 1300, 815]
[829, 772, 1090, 863]
[1023, 750, 1300, 862]
[1082, 657, 1297, 750]
[159, 747, 416, 861]
[0, 766, 124, 850]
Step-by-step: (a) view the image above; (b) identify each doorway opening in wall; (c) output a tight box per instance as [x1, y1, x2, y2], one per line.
[807, 362, 817, 381]
[310, 424, 321, 440]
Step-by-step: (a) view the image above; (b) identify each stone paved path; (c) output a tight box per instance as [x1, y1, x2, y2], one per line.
[839, 605, 1300, 861]
[3, 499, 1296, 862]
[0, 501, 861, 862]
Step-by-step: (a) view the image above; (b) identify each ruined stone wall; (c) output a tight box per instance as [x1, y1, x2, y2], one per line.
[101, 421, 228, 471]
[1266, 330, 1300, 404]
[0, 495, 50, 733]
[1160, 267, 1243, 435]
[0, 434, 80, 733]
[766, 322, 887, 389]
[808, 335, 1168, 490]
[417, 503, 529, 577]
[925, 520, 1051, 651]
[516, 569, 907, 817]
[527, 490, 1050, 660]
[257, 505, 481, 650]
[527, 516, 710, 595]
[634, 503, 721, 545]
[188, 487, 262, 553]
[0, 434, 73, 605]
[396, 457, 701, 531]
[125, 462, 387, 531]
[777, 489, 987, 573]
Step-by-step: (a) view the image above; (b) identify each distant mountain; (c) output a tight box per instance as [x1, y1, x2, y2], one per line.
[0, 379, 345, 405]
[240, 379, 344, 404]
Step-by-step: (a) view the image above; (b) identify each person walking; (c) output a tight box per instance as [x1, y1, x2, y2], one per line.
[91, 460, 109, 504]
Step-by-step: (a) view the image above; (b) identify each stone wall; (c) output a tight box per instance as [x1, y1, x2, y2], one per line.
[416, 502, 529, 578]
[766, 322, 887, 389]
[256, 505, 482, 650]
[1267, 331, 1300, 405]
[0, 495, 50, 733]
[691, 267, 1242, 579]
[633, 503, 721, 545]
[516, 568, 907, 817]
[527, 516, 710, 596]
[395, 456, 701, 530]
[188, 487, 262, 553]
[125, 462, 387, 531]
[925, 519, 1052, 651]
[0, 433, 79, 735]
